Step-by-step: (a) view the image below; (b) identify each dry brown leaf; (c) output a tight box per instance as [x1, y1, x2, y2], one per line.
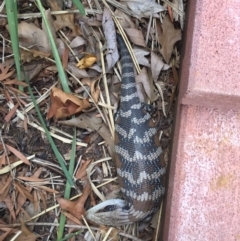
[168, 5, 174, 22]
[16, 168, 42, 215]
[7, 86, 28, 97]
[20, 199, 41, 226]
[5, 145, 30, 165]
[158, 15, 181, 63]
[62, 46, 69, 70]
[38, 190, 47, 211]
[76, 54, 97, 69]
[4, 195, 16, 221]
[125, 28, 146, 47]
[0, 152, 6, 168]
[14, 182, 34, 203]
[136, 67, 158, 102]
[75, 159, 92, 180]
[57, 182, 91, 220]
[3, 79, 28, 87]
[46, 0, 80, 36]
[16, 222, 38, 241]
[0, 229, 12, 241]
[133, 47, 150, 67]
[69, 36, 86, 48]
[36, 185, 59, 194]
[61, 210, 82, 225]
[59, 112, 115, 158]
[102, 7, 119, 71]
[126, 0, 166, 18]
[0, 64, 15, 81]
[46, 87, 91, 120]
[3, 88, 13, 103]
[17, 21, 50, 53]
[20, 49, 50, 63]
[17, 176, 45, 182]
[114, 9, 135, 29]
[90, 79, 100, 103]
[4, 103, 19, 123]
[68, 63, 91, 78]
[0, 175, 11, 202]
[151, 51, 170, 82]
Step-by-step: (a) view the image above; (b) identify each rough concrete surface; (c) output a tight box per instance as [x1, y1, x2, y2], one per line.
[163, 0, 240, 240]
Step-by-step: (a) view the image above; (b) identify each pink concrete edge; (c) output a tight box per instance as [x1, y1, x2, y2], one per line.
[162, 0, 197, 239]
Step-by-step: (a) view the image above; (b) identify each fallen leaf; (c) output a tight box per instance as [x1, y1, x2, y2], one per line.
[102, 7, 119, 71]
[61, 210, 82, 225]
[0, 175, 11, 202]
[69, 36, 86, 48]
[7, 86, 28, 97]
[125, 28, 146, 47]
[4, 195, 16, 221]
[68, 63, 90, 78]
[90, 79, 100, 103]
[0, 152, 6, 168]
[46, 0, 81, 36]
[59, 112, 115, 158]
[3, 79, 28, 87]
[136, 67, 158, 102]
[151, 51, 170, 82]
[14, 182, 34, 203]
[4, 103, 19, 123]
[158, 15, 182, 63]
[5, 145, 30, 165]
[126, 0, 166, 18]
[168, 5, 174, 22]
[0, 64, 15, 82]
[17, 176, 45, 182]
[62, 46, 69, 70]
[114, 9, 135, 29]
[57, 182, 91, 220]
[75, 160, 92, 180]
[16, 222, 38, 241]
[20, 198, 41, 227]
[36, 186, 59, 194]
[76, 54, 97, 69]
[16, 168, 43, 216]
[17, 21, 50, 53]
[46, 87, 91, 120]
[0, 230, 12, 241]
[133, 47, 150, 67]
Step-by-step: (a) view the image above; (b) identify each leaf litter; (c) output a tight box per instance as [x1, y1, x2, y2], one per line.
[0, 0, 187, 240]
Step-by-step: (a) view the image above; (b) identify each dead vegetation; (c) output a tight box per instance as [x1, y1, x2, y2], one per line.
[0, 0, 186, 240]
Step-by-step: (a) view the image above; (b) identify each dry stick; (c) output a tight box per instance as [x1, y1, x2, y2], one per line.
[105, 0, 136, 18]
[0, 223, 144, 241]
[90, 27, 115, 138]
[146, 10, 153, 45]
[58, 30, 80, 63]
[155, 82, 166, 117]
[82, 215, 97, 241]
[154, 202, 163, 241]
[0, 9, 103, 19]
[98, 40, 115, 138]
[102, 227, 113, 241]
